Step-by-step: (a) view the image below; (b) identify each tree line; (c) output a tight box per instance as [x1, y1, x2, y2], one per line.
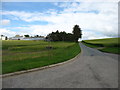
[1, 25, 82, 42]
[46, 25, 82, 43]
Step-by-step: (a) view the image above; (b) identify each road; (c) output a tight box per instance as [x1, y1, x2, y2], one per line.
[2, 43, 118, 88]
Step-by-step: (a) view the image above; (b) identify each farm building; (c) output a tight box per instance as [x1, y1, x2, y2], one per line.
[0, 35, 7, 40]
[9, 35, 45, 40]
[9, 35, 24, 40]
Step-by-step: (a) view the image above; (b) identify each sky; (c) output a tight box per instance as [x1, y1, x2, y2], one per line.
[0, 0, 119, 40]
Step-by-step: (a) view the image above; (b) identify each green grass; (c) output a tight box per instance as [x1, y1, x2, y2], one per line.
[98, 47, 120, 54]
[81, 38, 120, 54]
[2, 40, 81, 74]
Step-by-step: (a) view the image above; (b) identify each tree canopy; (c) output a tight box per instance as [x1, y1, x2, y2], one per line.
[46, 25, 82, 42]
[24, 35, 30, 37]
[73, 25, 82, 42]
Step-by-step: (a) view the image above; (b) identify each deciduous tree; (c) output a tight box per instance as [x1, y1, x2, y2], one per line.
[72, 25, 82, 43]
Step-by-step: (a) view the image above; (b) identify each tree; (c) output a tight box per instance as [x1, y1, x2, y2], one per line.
[72, 25, 82, 43]
[24, 35, 29, 37]
[46, 26, 82, 42]
[15, 35, 20, 37]
[46, 30, 75, 42]
[5, 36, 7, 40]
[35, 35, 39, 37]
[59, 31, 66, 41]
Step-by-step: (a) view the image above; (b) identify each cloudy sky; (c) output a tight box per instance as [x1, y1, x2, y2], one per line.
[0, 0, 119, 40]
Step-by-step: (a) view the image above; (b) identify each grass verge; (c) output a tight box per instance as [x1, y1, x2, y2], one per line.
[2, 40, 80, 74]
[81, 38, 120, 54]
[98, 47, 120, 54]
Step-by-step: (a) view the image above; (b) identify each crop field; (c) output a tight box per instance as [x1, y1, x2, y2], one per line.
[2, 40, 81, 74]
[82, 38, 120, 54]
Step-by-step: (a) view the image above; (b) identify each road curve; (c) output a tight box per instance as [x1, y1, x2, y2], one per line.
[2, 43, 118, 88]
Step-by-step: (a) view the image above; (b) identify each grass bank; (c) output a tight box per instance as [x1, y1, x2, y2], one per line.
[81, 38, 120, 54]
[2, 40, 81, 74]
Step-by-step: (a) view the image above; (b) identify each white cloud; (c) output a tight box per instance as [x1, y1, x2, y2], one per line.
[1, 19, 10, 26]
[81, 31, 111, 40]
[0, 28, 16, 37]
[1, 1, 118, 40]
[2, 11, 44, 22]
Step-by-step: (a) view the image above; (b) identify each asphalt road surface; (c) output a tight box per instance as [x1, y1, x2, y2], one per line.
[2, 43, 118, 88]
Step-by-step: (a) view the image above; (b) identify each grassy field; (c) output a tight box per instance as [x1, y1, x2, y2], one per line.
[81, 38, 120, 54]
[2, 40, 81, 74]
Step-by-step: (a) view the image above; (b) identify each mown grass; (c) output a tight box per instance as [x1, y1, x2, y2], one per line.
[2, 40, 81, 74]
[99, 47, 119, 54]
[81, 38, 120, 54]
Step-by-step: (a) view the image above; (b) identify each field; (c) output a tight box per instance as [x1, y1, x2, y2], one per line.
[81, 38, 120, 54]
[2, 40, 81, 74]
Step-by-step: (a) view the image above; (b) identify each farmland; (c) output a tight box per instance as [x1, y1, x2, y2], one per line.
[2, 40, 81, 74]
[81, 38, 120, 54]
